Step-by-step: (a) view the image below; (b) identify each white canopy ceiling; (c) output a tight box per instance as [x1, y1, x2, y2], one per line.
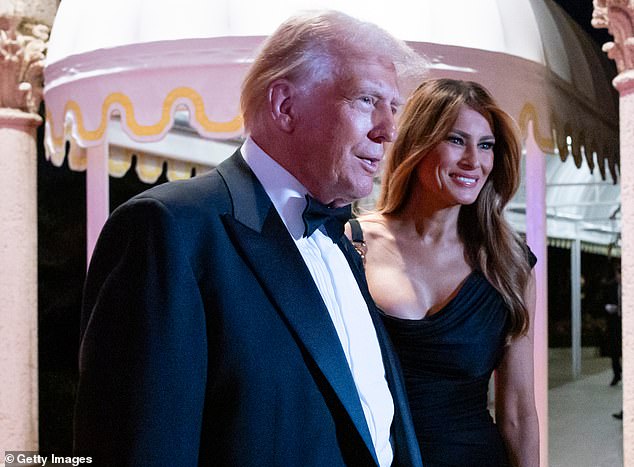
[48, 0, 545, 61]
[45, 0, 617, 108]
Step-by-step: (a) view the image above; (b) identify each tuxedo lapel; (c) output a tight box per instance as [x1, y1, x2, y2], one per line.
[216, 152, 378, 464]
[338, 237, 423, 467]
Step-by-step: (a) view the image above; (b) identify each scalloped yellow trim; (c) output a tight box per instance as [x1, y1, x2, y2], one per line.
[46, 87, 243, 147]
[518, 102, 555, 151]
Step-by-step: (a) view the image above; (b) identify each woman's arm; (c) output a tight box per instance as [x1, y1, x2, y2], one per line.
[495, 270, 540, 467]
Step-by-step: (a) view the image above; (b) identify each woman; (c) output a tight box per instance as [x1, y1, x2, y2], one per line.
[349, 79, 539, 466]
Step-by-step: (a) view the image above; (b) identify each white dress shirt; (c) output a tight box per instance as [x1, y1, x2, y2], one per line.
[241, 137, 394, 466]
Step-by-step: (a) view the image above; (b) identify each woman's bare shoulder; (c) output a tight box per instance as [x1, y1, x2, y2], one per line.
[355, 213, 392, 241]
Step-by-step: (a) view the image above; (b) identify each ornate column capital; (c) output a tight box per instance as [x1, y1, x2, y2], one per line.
[0, 15, 49, 115]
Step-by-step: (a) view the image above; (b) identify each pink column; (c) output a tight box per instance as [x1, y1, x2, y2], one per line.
[614, 74, 634, 465]
[86, 143, 110, 264]
[0, 110, 41, 452]
[593, 2, 634, 462]
[524, 120, 548, 467]
[1, 1, 57, 450]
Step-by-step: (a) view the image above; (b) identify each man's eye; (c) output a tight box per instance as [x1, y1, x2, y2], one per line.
[360, 96, 374, 105]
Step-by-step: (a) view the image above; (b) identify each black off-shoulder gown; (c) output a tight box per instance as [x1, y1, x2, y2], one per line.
[380, 268, 526, 467]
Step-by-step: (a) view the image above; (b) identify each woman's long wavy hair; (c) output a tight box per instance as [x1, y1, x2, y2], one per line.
[377, 78, 531, 338]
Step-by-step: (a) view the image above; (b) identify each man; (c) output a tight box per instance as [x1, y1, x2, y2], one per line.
[605, 267, 621, 387]
[74, 10, 427, 466]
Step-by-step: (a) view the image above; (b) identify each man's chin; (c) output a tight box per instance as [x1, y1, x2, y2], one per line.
[355, 183, 376, 202]
[337, 191, 373, 207]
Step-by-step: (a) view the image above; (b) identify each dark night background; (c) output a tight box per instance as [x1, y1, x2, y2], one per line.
[553, 0, 614, 46]
[36, 1, 620, 454]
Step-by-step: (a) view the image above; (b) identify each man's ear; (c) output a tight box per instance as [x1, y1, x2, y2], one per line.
[268, 79, 296, 133]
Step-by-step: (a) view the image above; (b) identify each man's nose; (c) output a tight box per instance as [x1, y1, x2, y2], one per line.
[368, 106, 397, 143]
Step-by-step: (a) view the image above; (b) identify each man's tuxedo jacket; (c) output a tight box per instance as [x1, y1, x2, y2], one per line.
[74, 151, 423, 466]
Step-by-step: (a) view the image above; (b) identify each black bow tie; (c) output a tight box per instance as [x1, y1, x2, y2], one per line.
[302, 195, 352, 241]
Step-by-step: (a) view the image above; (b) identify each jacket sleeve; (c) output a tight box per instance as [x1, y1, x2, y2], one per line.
[74, 197, 208, 466]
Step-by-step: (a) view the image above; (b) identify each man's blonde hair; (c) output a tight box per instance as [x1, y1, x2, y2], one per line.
[240, 10, 427, 132]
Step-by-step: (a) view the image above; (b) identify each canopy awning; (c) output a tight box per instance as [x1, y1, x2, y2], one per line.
[42, 0, 621, 248]
[44, 0, 619, 179]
